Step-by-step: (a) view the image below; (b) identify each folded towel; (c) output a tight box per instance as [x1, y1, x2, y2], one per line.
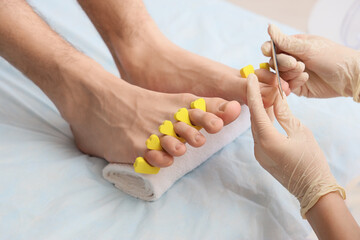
[103, 105, 251, 201]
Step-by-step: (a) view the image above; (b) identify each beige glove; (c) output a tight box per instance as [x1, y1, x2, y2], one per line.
[262, 24, 360, 102]
[246, 73, 346, 218]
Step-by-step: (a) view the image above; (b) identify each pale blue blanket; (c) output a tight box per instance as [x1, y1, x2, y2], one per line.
[1, 0, 359, 239]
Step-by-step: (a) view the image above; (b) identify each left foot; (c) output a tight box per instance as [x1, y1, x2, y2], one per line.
[57, 58, 241, 167]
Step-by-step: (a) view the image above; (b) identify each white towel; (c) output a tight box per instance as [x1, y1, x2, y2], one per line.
[103, 105, 251, 201]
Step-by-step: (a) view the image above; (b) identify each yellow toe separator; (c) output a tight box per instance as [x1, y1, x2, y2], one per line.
[191, 98, 206, 112]
[240, 65, 255, 78]
[174, 108, 201, 130]
[134, 98, 208, 174]
[174, 108, 194, 126]
[146, 134, 162, 151]
[259, 62, 270, 70]
[134, 157, 160, 174]
[159, 120, 185, 142]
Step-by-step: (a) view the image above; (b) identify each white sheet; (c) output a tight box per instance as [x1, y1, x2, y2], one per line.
[1, 0, 359, 239]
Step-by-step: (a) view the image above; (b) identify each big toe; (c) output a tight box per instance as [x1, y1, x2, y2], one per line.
[204, 98, 241, 125]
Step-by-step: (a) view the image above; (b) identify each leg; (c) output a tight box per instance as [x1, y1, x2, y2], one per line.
[0, 0, 240, 167]
[78, 0, 287, 105]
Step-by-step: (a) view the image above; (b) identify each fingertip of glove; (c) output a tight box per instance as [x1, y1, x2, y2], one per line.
[261, 42, 272, 56]
[302, 71, 310, 82]
[286, 56, 298, 69]
[268, 24, 281, 37]
[267, 23, 272, 34]
[247, 73, 258, 84]
[247, 74, 260, 100]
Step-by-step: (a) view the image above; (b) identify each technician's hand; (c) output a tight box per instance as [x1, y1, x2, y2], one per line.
[246, 74, 345, 218]
[262, 24, 360, 102]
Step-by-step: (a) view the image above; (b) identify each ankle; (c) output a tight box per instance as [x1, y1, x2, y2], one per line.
[110, 23, 174, 72]
[52, 55, 131, 123]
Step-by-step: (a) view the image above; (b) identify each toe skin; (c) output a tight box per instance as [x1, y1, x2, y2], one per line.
[144, 150, 174, 168]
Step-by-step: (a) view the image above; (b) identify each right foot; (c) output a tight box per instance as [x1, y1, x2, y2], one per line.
[59, 61, 241, 168]
[105, 20, 292, 107]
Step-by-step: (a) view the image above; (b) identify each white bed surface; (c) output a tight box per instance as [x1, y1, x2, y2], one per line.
[0, 0, 360, 239]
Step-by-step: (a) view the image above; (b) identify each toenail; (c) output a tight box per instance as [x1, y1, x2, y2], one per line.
[175, 143, 183, 151]
[195, 133, 202, 142]
[211, 119, 220, 126]
[163, 158, 172, 166]
[218, 103, 227, 112]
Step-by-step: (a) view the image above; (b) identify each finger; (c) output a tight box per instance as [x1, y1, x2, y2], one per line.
[268, 24, 311, 57]
[247, 74, 279, 139]
[272, 93, 303, 137]
[144, 150, 174, 168]
[269, 53, 298, 72]
[261, 41, 272, 57]
[287, 72, 309, 91]
[255, 69, 290, 96]
[261, 41, 283, 57]
[284, 85, 291, 96]
[265, 106, 275, 123]
[278, 62, 306, 80]
[259, 82, 278, 108]
[173, 121, 206, 147]
[218, 76, 247, 104]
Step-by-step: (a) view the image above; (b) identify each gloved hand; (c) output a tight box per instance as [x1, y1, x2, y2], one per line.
[261, 24, 360, 102]
[246, 73, 346, 218]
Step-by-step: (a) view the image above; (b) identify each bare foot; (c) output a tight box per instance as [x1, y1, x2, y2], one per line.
[108, 24, 290, 107]
[78, 1, 293, 106]
[61, 62, 241, 168]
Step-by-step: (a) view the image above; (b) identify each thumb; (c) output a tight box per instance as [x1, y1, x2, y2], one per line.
[265, 106, 275, 123]
[272, 93, 303, 137]
[268, 24, 311, 57]
[247, 74, 279, 140]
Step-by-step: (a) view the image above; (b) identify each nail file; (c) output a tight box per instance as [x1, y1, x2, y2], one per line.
[271, 39, 284, 98]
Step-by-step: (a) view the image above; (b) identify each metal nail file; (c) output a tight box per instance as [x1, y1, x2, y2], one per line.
[271, 39, 284, 98]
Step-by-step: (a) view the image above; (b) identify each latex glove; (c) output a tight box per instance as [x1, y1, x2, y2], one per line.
[262, 24, 360, 102]
[246, 73, 346, 218]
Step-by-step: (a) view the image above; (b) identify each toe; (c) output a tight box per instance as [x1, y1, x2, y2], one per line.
[255, 69, 290, 96]
[173, 121, 206, 147]
[202, 98, 241, 126]
[144, 150, 174, 168]
[159, 135, 187, 157]
[255, 69, 278, 86]
[188, 108, 223, 133]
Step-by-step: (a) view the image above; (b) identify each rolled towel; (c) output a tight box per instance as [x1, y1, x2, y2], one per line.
[103, 105, 251, 201]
